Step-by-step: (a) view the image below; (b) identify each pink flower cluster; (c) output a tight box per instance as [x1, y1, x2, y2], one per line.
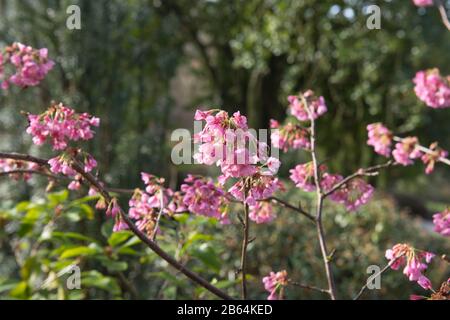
[127, 174, 172, 235]
[290, 163, 374, 211]
[288, 90, 327, 122]
[26, 102, 100, 150]
[367, 123, 448, 174]
[48, 152, 97, 191]
[333, 178, 375, 211]
[194, 109, 282, 209]
[270, 120, 310, 152]
[433, 208, 450, 237]
[262, 270, 288, 300]
[421, 142, 448, 174]
[367, 123, 393, 157]
[289, 162, 319, 192]
[392, 137, 423, 166]
[412, 0, 434, 8]
[413, 69, 450, 109]
[0, 159, 41, 181]
[0, 42, 54, 90]
[228, 175, 282, 207]
[181, 175, 229, 223]
[194, 110, 280, 185]
[386, 243, 435, 290]
[249, 201, 275, 224]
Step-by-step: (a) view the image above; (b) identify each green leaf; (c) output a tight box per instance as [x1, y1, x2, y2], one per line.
[108, 231, 133, 247]
[47, 190, 69, 205]
[51, 231, 98, 243]
[81, 271, 121, 295]
[189, 244, 222, 273]
[99, 258, 128, 272]
[149, 271, 187, 286]
[60, 246, 99, 259]
[9, 281, 29, 299]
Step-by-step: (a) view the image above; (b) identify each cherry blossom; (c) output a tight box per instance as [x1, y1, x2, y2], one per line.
[413, 69, 450, 109]
[421, 142, 448, 174]
[194, 109, 269, 184]
[228, 175, 282, 206]
[392, 137, 423, 166]
[262, 270, 288, 300]
[412, 0, 434, 8]
[289, 162, 319, 192]
[249, 201, 275, 224]
[26, 102, 100, 150]
[181, 175, 229, 223]
[0, 42, 54, 89]
[288, 90, 327, 122]
[386, 243, 435, 290]
[270, 121, 310, 152]
[433, 208, 450, 237]
[0, 159, 41, 181]
[367, 123, 393, 157]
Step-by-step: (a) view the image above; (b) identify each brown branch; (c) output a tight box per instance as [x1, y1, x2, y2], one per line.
[393, 136, 450, 166]
[0, 152, 233, 300]
[289, 280, 330, 294]
[353, 256, 403, 300]
[240, 180, 250, 300]
[436, 0, 450, 31]
[323, 161, 394, 199]
[302, 96, 337, 300]
[266, 196, 315, 222]
[0, 169, 58, 179]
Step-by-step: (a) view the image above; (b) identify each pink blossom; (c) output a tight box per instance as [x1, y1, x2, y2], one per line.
[413, 69, 450, 109]
[338, 178, 374, 211]
[271, 122, 310, 152]
[320, 173, 346, 202]
[386, 243, 435, 290]
[289, 162, 317, 192]
[265, 157, 281, 175]
[126, 174, 180, 235]
[392, 137, 422, 166]
[229, 175, 282, 206]
[106, 199, 121, 218]
[180, 175, 229, 223]
[83, 154, 97, 172]
[194, 109, 280, 185]
[421, 142, 448, 174]
[48, 156, 76, 177]
[433, 208, 450, 237]
[367, 123, 393, 157]
[1, 42, 54, 89]
[26, 102, 100, 150]
[288, 90, 327, 122]
[412, 0, 434, 8]
[0, 159, 41, 181]
[113, 217, 129, 232]
[262, 270, 288, 300]
[249, 201, 275, 224]
[68, 180, 81, 190]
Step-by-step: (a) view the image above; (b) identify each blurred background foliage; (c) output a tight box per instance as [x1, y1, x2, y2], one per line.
[0, 0, 449, 299]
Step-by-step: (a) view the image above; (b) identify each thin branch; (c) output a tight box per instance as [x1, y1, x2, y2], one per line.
[436, 0, 450, 31]
[0, 152, 234, 300]
[289, 280, 330, 294]
[151, 189, 165, 242]
[266, 197, 315, 222]
[353, 256, 402, 300]
[302, 96, 338, 300]
[240, 180, 250, 300]
[0, 169, 58, 179]
[323, 161, 394, 199]
[393, 136, 450, 167]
